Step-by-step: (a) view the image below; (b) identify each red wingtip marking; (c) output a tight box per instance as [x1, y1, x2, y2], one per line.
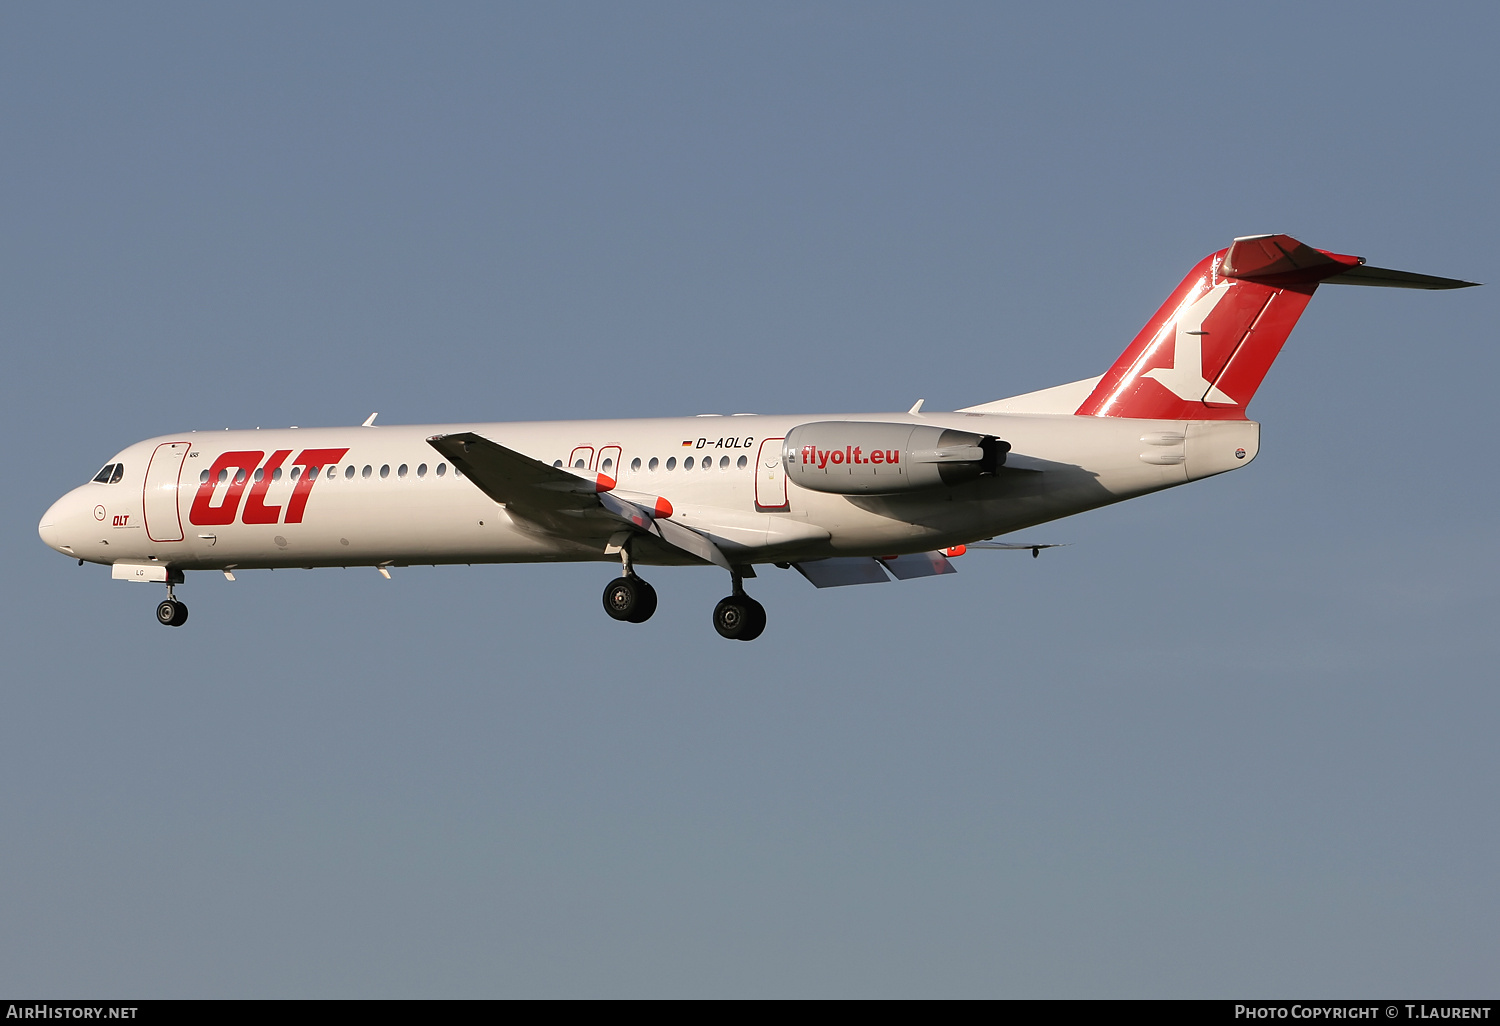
[654, 497, 673, 518]
[944, 545, 966, 557]
[596, 474, 616, 492]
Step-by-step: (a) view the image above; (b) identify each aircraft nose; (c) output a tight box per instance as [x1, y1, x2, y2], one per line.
[39, 491, 81, 556]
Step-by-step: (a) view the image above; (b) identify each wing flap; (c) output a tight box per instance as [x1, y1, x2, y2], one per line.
[793, 557, 892, 588]
[878, 551, 957, 579]
[654, 516, 733, 570]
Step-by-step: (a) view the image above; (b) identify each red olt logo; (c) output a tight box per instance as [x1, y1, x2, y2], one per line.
[189, 448, 348, 527]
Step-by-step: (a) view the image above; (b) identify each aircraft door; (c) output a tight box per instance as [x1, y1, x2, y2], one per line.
[144, 442, 190, 542]
[754, 437, 789, 511]
[597, 446, 622, 480]
[568, 446, 595, 471]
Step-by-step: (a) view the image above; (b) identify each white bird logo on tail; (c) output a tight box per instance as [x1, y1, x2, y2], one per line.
[1142, 284, 1237, 404]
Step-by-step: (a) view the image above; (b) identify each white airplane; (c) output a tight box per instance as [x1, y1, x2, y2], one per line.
[39, 234, 1475, 639]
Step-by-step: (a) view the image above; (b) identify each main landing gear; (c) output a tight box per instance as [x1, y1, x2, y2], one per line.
[599, 546, 767, 640]
[602, 574, 658, 623]
[155, 579, 188, 627]
[713, 571, 765, 642]
[602, 541, 658, 623]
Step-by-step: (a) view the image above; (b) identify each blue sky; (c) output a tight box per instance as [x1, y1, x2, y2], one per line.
[2, 3, 1496, 997]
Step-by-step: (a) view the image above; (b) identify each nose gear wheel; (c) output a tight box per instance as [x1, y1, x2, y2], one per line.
[156, 599, 188, 627]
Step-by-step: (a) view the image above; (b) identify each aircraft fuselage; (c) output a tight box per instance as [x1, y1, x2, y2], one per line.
[39, 411, 1258, 573]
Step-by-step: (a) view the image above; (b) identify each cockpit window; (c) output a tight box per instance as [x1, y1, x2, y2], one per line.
[93, 464, 116, 483]
[109, 464, 125, 484]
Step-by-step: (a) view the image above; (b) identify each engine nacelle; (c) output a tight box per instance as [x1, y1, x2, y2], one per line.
[783, 421, 1009, 494]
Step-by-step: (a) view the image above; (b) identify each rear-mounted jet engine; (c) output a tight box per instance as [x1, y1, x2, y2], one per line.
[783, 422, 1009, 494]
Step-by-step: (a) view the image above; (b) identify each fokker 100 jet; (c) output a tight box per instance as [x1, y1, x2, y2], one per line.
[38, 235, 1475, 640]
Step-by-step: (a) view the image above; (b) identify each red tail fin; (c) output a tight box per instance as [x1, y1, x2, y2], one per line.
[1074, 235, 1361, 420]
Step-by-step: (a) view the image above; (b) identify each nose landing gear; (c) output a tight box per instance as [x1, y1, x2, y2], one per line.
[155, 578, 188, 627]
[713, 570, 765, 641]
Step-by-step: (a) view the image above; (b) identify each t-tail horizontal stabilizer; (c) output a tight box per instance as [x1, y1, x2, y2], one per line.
[1319, 264, 1480, 290]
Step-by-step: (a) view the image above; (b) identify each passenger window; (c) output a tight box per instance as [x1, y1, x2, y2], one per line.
[553, 460, 563, 468]
[309, 466, 320, 479]
[719, 456, 729, 469]
[455, 466, 464, 477]
[649, 457, 659, 471]
[417, 463, 427, 478]
[437, 463, 447, 477]
[573, 459, 586, 469]
[290, 467, 301, 480]
[666, 457, 676, 471]
[110, 464, 125, 484]
[704, 458, 713, 471]
[233, 469, 247, 485]
[93, 464, 114, 483]
[684, 457, 694, 470]
[218, 469, 229, 483]
[602, 458, 613, 472]
[273, 467, 283, 481]
[199, 469, 210, 484]
[631, 457, 641, 472]
[737, 455, 747, 469]
[398, 464, 408, 478]
[345, 465, 355, 479]
[254, 469, 264, 482]
[380, 465, 390, 479]
[362, 465, 372, 479]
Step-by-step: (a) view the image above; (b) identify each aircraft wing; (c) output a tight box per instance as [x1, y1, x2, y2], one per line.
[427, 431, 731, 568]
[968, 540, 1066, 558]
[427, 431, 612, 510]
[969, 541, 1065, 550]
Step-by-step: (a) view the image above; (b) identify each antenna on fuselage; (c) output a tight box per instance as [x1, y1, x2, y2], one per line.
[362, 412, 379, 427]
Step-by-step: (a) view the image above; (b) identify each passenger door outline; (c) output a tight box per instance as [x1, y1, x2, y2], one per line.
[568, 446, 595, 471]
[754, 437, 789, 511]
[143, 442, 191, 542]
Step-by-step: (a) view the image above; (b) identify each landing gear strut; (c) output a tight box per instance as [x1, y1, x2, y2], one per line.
[155, 580, 188, 627]
[602, 541, 657, 623]
[713, 570, 765, 641]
